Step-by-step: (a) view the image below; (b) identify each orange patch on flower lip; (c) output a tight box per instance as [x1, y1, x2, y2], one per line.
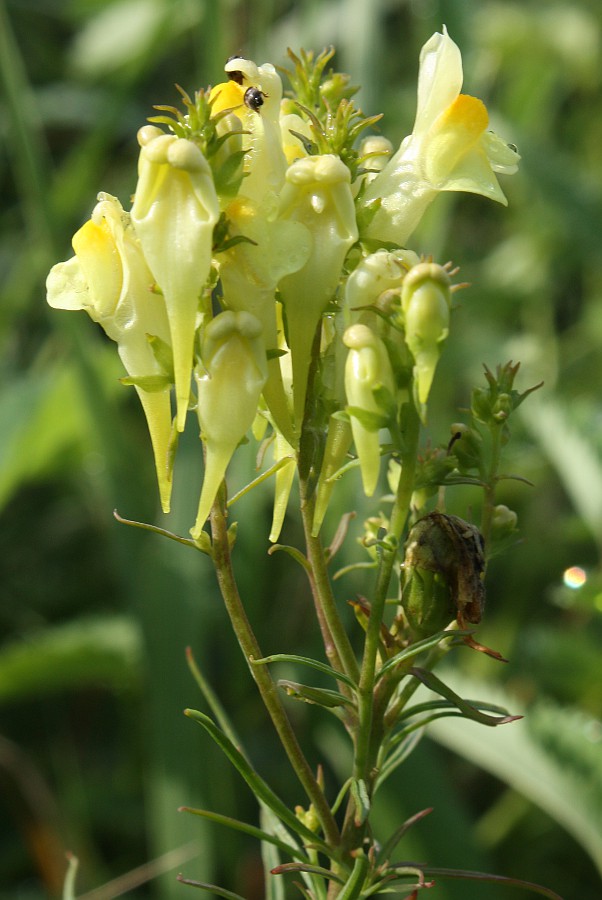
[424, 94, 490, 185]
[440, 94, 488, 138]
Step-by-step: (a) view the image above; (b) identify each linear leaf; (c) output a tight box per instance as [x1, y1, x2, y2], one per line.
[252, 654, 357, 690]
[181, 806, 308, 863]
[409, 668, 521, 726]
[184, 709, 329, 852]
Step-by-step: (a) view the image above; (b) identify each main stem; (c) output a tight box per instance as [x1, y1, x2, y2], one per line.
[210, 487, 340, 848]
[342, 402, 421, 848]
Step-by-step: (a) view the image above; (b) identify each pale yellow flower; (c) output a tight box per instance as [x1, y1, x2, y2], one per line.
[362, 28, 519, 246]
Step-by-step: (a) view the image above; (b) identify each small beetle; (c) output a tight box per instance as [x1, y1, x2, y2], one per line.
[244, 86, 267, 112]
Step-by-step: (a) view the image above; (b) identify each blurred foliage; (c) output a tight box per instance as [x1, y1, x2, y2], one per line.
[1, 0, 601, 898]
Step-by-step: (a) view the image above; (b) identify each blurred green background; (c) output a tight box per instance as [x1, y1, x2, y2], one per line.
[1, 0, 601, 897]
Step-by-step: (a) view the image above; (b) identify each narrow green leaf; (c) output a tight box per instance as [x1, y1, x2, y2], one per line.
[227, 457, 295, 508]
[421, 867, 564, 900]
[180, 806, 308, 863]
[251, 654, 357, 690]
[176, 876, 246, 899]
[184, 709, 329, 851]
[113, 510, 203, 551]
[336, 853, 369, 900]
[147, 332, 174, 375]
[376, 629, 472, 681]
[346, 406, 389, 432]
[267, 544, 311, 573]
[409, 668, 520, 726]
[185, 648, 243, 752]
[271, 863, 344, 884]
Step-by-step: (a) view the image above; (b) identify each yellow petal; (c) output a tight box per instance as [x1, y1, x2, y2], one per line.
[425, 94, 488, 185]
[209, 80, 245, 115]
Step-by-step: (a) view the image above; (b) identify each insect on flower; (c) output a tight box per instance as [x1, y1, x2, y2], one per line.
[244, 86, 267, 111]
[226, 55, 245, 85]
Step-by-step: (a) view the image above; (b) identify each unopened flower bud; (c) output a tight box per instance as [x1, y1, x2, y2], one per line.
[402, 262, 451, 414]
[191, 311, 267, 539]
[492, 392, 513, 422]
[491, 504, 518, 540]
[359, 135, 394, 176]
[344, 324, 396, 496]
[449, 422, 483, 472]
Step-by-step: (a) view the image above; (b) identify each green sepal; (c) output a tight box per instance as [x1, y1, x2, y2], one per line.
[266, 348, 289, 361]
[119, 374, 172, 392]
[147, 332, 174, 377]
[277, 680, 354, 710]
[346, 406, 389, 432]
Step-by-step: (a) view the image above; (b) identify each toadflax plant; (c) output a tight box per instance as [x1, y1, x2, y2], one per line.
[48, 28, 561, 900]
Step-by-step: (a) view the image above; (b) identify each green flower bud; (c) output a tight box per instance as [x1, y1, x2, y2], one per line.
[343, 249, 416, 328]
[401, 262, 451, 415]
[358, 135, 394, 177]
[131, 130, 220, 432]
[344, 324, 396, 496]
[491, 504, 518, 540]
[191, 311, 267, 539]
[492, 392, 513, 422]
[449, 422, 483, 472]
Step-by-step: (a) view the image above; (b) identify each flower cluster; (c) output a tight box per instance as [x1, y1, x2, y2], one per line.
[47, 29, 518, 542]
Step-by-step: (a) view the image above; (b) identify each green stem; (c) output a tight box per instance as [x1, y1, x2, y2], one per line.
[300, 490, 361, 686]
[209, 487, 340, 849]
[480, 424, 503, 549]
[343, 402, 422, 847]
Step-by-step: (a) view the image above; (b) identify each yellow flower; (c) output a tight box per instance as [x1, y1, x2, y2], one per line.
[192, 311, 267, 539]
[362, 28, 519, 246]
[277, 154, 358, 427]
[46, 194, 174, 512]
[131, 127, 220, 432]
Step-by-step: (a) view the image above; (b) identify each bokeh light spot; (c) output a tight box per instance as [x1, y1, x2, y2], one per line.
[563, 566, 587, 589]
